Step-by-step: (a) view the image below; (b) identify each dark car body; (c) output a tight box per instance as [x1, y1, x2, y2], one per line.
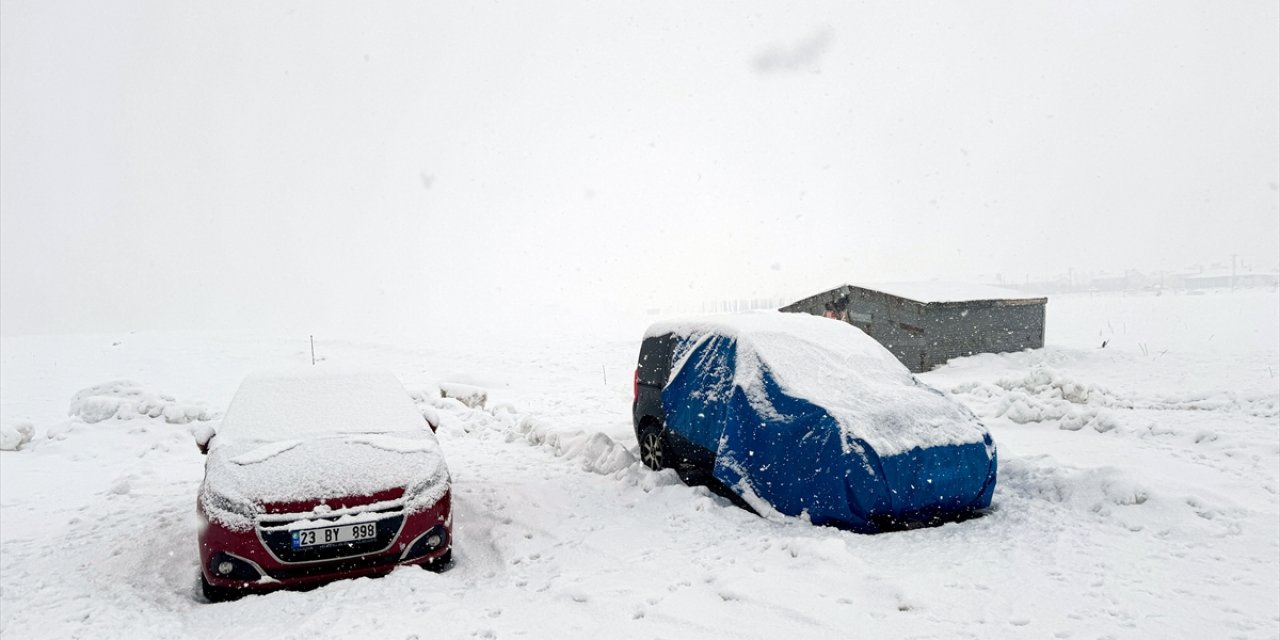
[198, 485, 451, 597]
[633, 333, 715, 480]
[196, 369, 452, 601]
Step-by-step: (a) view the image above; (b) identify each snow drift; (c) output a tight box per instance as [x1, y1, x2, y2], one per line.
[68, 380, 216, 425]
[0, 422, 34, 451]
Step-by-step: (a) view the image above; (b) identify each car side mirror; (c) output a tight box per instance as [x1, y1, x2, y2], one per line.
[192, 423, 216, 455]
[421, 406, 440, 433]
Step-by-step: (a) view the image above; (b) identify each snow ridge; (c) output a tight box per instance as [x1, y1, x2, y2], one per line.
[68, 380, 217, 425]
[950, 364, 1279, 434]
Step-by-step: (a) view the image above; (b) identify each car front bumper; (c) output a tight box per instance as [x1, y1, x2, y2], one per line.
[198, 490, 452, 593]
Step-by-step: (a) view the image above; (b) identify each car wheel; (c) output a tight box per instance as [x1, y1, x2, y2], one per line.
[200, 573, 243, 603]
[638, 423, 667, 471]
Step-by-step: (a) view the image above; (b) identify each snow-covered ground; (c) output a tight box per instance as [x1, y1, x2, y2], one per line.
[1, 290, 1277, 639]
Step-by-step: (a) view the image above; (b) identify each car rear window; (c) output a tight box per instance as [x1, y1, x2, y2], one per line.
[637, 334, 674, 387]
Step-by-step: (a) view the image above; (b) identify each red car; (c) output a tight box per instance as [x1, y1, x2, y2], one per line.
[196, 369, 452, 601]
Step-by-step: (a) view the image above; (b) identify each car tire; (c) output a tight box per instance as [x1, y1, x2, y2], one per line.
[200, 573, 242, 603]
[638, 423, 667, 471]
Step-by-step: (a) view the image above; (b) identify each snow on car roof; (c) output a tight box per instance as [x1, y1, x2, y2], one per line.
[647, 312, 989, 456]
[647, 312, 903, 366]
[216, 368, 427, 445]
[850, 281, 1043, 304]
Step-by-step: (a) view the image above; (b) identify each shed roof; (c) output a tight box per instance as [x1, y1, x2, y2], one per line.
[849, 282, 1045, 304]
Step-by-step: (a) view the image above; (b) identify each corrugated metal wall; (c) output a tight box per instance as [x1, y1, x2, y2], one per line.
[780, 286, 1046, 372]
[923, 301, 1045, 370]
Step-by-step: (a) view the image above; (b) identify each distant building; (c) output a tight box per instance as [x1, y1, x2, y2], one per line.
[781, 283, 1047, 372]
[1182, 270, 1279, 290]
[1087, 270, 1152, 292]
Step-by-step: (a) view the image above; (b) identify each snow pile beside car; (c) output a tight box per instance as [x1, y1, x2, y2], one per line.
[438, 382, 488, 409]
[0, 422, 35, 451]
[948, 362, 1280, 434]
[68, 380, 217, 425]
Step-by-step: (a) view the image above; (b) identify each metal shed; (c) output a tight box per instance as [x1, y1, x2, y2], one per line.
[780, 283, 1047, 372]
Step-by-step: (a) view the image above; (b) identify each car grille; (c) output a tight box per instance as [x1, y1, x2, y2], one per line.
[256, 496, 406, 564]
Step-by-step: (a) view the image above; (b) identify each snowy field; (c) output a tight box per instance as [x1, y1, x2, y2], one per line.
[1, 290, 1277, 639]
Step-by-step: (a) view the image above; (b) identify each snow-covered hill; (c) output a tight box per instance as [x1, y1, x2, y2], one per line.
[1, 290, 1277, 638]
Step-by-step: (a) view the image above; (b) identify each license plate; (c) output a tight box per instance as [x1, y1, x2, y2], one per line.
[291, 522, 378, 549]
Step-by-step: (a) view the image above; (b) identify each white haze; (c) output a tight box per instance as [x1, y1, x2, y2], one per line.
[2, 1, 1278, 337]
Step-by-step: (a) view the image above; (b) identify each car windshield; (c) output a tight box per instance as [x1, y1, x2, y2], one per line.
[215, 368, 424, 446]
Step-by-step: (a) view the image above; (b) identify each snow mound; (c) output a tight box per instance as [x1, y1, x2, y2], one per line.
[422, 398, 679, 494]
[950, 364, 1279, 433]
[406, 387, 443, 428]
[999, 457, 1150, 510]
[512, 415, 638, 475]
[439, 382, 488, 409]
[997, 456, 1246, 537]
[0, 422, 35, 451]
[415, 394, 640, 476]
[68, 380, 216, 425]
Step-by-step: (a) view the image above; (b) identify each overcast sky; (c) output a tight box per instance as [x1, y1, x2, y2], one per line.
[2, 0, 1277, 336]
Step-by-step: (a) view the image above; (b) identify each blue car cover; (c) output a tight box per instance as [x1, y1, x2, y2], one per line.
[660, 331, 996, 532]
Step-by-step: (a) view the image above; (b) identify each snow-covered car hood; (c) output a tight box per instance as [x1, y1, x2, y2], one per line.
[201, 430, 449, 530]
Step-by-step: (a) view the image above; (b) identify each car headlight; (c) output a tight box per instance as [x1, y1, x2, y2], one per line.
[201, 490, 256, 519]
[405, 472, 450, 509]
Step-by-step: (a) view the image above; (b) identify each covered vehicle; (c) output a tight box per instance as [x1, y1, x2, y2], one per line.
[196, 368, 452, 601]
[632, 312, 996, 532]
